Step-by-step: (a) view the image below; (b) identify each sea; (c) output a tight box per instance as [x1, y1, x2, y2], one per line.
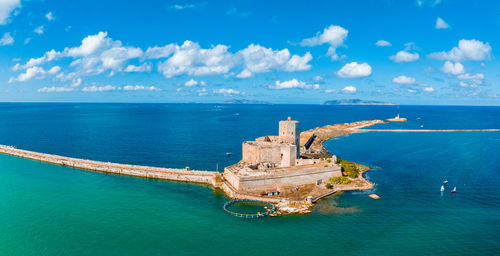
[0, 103, 498, 256]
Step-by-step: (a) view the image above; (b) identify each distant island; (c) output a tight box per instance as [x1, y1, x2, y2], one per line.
[224, 99, 272, 105]
[322, 99, 395, 105]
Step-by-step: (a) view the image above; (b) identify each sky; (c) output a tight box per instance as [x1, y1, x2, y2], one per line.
[0, 0, 498, 105]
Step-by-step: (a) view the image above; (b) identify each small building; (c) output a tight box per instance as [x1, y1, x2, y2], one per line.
[266, 189, 279, 196]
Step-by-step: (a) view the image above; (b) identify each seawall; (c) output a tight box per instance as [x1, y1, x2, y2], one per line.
[359, 129, 500, 132]
[0, 145, 219, 185]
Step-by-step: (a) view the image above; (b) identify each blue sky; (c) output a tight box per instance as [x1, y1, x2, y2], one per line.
[0, 0, 498, 105]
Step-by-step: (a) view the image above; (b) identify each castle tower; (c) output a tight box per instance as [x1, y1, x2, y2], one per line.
[278, 117, 300, 157]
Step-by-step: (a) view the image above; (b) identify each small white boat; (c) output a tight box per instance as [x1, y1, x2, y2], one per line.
[443, 180, 448, 184]
[451, 187, 456, 193]
[226, 152, 232, 156]
[440, 185, 445, 192]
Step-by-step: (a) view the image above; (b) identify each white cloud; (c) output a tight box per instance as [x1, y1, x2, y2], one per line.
[45, 12, 55, 21]
[171, 4, 196, 10]
[300, 25, 348, 60]
[0, 32, 13, 45]
[237, 44, 312, 78]
[441, 61, 464, 75]
[197, 88, 207, 96]
[226, 8, 251, 17]
[37, 86, 74, 93]
[158, 40, 235, 78]
[34, 25, 44, 35]
[236, 69, 252, 78]
[424, 87, 435, 92]
[428, 39, 491, 61]
[18, 49, 59, 69]
[0, 0, 20, 25]
[313, 75, 323, 81]
[390, 50, 419, 62]
[55, 71, 77, 81]
[457, 73, 484, 80]
[392, 75, 417, 84]
[47, 65, 61, 74]
[435, 17, 450, 29]
[71, 78, 82, 87]
[184, 79, 198, 87]
[375, 40, 391, 47]
[459, 81, 477, 88]
[124, 63, 151, 72]
[324, 89, 337, 93]
[82, 85, 119, 92]
[270, 79, 320, 90]
[16, 32, 144, 75]
[66, 32, 110, 57]
[123, 85, 161, 91]
[79, 84, 160, 92]
[99, 46, 143, 70]
[337, 62, 372, 78]
[408, 89, 417, 93]
[9, 65, 60, 82]
[213, 88, 241, 95]
[144, 44, 176, 59]
[13, 32, 314, 81]
[457, 73, 484, 88]
[341, 86, 357, 94]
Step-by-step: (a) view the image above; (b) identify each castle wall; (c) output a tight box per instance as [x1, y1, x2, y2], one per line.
[227, 165, 342, 193]
[280, 144, 296, 167]
[242, 141, 281, 165]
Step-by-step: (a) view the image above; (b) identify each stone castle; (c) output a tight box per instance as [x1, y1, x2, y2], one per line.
[223, 117, 342, 196]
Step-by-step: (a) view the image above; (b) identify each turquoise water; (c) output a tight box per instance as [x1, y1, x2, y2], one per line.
[0, 104, 499, 255]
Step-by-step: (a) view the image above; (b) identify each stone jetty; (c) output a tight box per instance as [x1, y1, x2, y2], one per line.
[359, 129, 500, 132]
[0, 145, 220, 185]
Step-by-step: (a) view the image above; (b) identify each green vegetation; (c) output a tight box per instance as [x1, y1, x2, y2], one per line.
[329, 176, 351, 184]
[327, 158, 331, 163]
[337, 158, 360, 178]
[325, 183, 333, 189]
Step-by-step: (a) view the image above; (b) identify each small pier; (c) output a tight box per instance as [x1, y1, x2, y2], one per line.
[311, 189, 338, 203]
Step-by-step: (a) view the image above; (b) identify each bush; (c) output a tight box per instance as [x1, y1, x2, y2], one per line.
[346, 169, 359, 178]
[327, 159, 331, 163]
[325, 183, 333, 189]
[339, 160, 359, 178]
[329, 176, 351, 184]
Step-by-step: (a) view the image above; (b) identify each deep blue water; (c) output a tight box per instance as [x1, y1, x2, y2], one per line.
[0, 103, 499, 255]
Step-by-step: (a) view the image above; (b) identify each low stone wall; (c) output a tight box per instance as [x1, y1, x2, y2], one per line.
[0, 145, 218, 185]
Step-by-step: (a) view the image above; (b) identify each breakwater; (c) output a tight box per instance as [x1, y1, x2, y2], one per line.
[359, 129, 500, 132]
[0, 145, 219, 185]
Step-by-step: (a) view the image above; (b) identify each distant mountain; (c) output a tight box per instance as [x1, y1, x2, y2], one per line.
[224, 99, 272, 105]
[322, 99, 395, 105]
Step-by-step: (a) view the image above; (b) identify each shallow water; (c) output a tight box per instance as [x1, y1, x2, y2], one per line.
[0, 103, 499, 255]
